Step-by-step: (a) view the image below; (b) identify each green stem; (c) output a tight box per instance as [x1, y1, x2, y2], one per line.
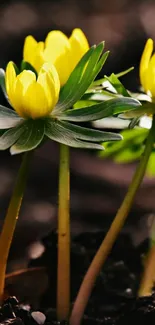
[0, 151, 32, 303]
[70, 115, 155, 325]
[57, 144, 70, 321]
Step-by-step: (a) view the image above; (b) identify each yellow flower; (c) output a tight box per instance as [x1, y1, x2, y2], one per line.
[140, 38, 155, 98]
[23, 28, 89, 86]
[5, 61, 60, 119]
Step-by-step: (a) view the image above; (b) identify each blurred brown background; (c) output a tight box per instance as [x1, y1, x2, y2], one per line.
[0, 0, 154, 90]
[0, 0, 155, 270]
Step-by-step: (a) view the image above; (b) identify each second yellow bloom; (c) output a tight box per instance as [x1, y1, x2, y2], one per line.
[23, 28, 89, 86]
[140, 38, 155, 98]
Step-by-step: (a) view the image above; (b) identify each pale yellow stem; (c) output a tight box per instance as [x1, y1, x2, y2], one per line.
[0, 151, 31, 303]
[138, 245, 155, 297]
[57, 144, 70, 320]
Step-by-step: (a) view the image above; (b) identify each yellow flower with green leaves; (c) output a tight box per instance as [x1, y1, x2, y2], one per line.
[0, 37, 139, 155]
[23, 28, 89, 86]
[6, 61, 60, 119]
[140, 38, 155, 98]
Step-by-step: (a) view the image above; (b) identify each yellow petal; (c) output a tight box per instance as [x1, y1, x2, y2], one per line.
[23, 35, 45, 72]
[145, 53, 155, 97]
[38, 63, 60, 107]
[23, 82, 49, 119]
[32, 42, 45, 72]
[5, 61, 23, 113]
[11, 70, 36, 117]
[33, 51, 45, 72]
[37, 72, 53, 108]
[5, 61, 16, 102]
[44, 30, 71, 85]
[43, 50, 71, 86]
[140, 38, 153, 91]
[23, 35, 38, 66]
[53, 54, 72, 85]
[45, 30, 70, 59]
[17, 70, 36, 92]
[69, 28, 89, 70]
[11, 79, 25, 117]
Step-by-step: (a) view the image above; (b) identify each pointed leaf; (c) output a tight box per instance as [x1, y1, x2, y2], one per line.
[129, 117, 140, 129]
[57, 120, 122, 142]
[120, 102, 155, 118]
[53, 46, 95, 113]
[114, 146, 144, 163]
[147, 151, 155, 177]
[92, 51, 109, 81]
[59, 97, 141, 122]
[85, 89, 119, 101]
[0, 105, 23, 128]
[0, 69, 7, 98]
[93, 117, 130, 129]
[10, 119, 45, 154]
[0, 121, 25, 150]
[13, 63, 20, 75]
[0, 70, 13, 106]
[105, 73, 130, 97]
[129, 91, 151, 102]
[91, 67, 134, 87]
[115, 67, 134, 78]
[99, 127, 148, 159]
[20, 61, 38, 76]
[74, 100, 98, 109]
[54, 42, 108, 113]
[45, 119, 104, 150]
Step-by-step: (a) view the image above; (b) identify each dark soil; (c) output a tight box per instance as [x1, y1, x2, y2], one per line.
[1, 231, 155, 325]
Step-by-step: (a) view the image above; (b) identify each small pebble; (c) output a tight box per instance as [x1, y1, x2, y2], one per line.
[31, 312, 46, 325]
[126, 288, 132, 295]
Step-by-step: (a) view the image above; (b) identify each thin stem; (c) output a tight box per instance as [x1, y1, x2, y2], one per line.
[70, 115, 155, 325]
[0, 151, 32, 303]
[138, 244, 155, 297]
[57, 144, 70, 321]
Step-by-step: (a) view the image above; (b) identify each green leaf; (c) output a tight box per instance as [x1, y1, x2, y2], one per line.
[10, 119, 45, 154]
[93, 116, 130, 129]
[58, 97, 140, 122]
[114, 146, 144, 163]
[54, 120, 122, 142]
[0, 105, 23, 128]
[0, 69, 8, 101]
[0, 121, 25, 150]
[129, 117, 140, 129]
[54, 42, 108, 113]
[99, 127, 148, 159]
[120, 102, 155, 118]
[45, 119, 104, 150]
[85, 89, 118, 101]
[146, 151, 155, 177]
[74, 100, 97, 109]
[129, 91, 151, 102]
[93, 51, 109, 81]
[116, 67, 134, 78]
[12, 62, 20, 75]
[91, 67, 134, 87]
[53, 46, 95, 113]
[105, 73, 130, 97]
[20, 61, 38, 76]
